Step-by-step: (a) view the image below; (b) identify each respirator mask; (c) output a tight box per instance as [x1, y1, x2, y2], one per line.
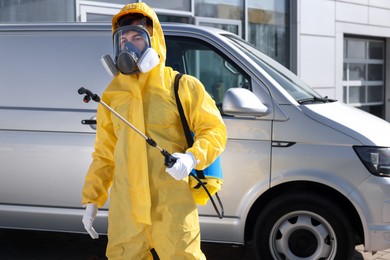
[101, 25, 159, 76]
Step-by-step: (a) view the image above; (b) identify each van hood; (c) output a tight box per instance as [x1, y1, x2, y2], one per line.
[300, 101, 390, 146]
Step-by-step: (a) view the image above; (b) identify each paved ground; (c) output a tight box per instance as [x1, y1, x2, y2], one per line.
[0, 229, 390, 259]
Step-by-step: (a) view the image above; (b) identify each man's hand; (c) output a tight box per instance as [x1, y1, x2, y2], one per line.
[165, 152, 197, 180]
[82, 203, 99, 239]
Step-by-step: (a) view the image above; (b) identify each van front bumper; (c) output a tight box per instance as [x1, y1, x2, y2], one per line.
[350, 175, 390, 251]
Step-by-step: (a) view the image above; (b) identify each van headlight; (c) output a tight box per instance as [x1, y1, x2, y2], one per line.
[354, 146, 390, 177]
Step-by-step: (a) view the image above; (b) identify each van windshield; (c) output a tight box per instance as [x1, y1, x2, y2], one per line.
[224, 34, 327, 103]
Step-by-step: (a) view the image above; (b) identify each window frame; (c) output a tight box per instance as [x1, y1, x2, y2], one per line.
[343, 37, 385, 109]
[165, 35, 252, 110]
[195, 17, 242, 37]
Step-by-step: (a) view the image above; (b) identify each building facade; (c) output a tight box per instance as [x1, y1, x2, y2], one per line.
[1, 0, 389, 120]
[296, 0, 390, 121]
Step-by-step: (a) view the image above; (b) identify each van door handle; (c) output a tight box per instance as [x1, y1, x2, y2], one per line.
[81, 116, 97, 130]
[272, 141, 295, 147]
[81, 119, 97, 125]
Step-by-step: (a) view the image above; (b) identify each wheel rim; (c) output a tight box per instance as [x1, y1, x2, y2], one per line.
[269, 210, 337, 260]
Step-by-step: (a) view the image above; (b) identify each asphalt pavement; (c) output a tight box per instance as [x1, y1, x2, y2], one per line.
[0, 229, 390, 259]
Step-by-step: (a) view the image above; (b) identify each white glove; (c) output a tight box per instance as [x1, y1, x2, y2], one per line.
[166, 152, 198, 180]
[82, 203, 99, 239]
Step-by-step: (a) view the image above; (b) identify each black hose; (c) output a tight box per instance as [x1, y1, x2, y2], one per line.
[190, 172, 224, 219]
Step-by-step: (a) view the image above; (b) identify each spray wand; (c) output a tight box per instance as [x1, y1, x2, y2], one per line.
[78, 87, 177, 168]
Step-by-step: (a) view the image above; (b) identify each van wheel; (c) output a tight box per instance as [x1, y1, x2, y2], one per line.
[253, 192, 354, 260]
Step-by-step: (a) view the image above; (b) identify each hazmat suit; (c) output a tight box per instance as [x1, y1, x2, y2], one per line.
[81, 3, 227, 260]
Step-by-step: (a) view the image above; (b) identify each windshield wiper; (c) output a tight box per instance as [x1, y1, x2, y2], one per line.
[298, 96, 336, 104]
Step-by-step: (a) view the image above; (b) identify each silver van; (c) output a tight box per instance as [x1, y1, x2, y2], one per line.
[1, 23, 390, 259]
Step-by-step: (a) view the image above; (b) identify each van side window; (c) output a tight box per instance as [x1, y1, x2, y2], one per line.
[166, 36, 250, 109]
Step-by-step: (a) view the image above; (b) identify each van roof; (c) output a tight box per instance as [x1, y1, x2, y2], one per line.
[0, 22, 232, 36]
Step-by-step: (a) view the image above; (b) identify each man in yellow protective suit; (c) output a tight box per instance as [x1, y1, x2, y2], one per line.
[81, 3, 227, 259]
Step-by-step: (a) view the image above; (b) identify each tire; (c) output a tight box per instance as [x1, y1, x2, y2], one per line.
[253, 192, 354, 260]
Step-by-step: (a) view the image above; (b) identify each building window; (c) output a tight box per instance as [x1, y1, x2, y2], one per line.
[195, 0, 243, 20]
[247, 0, 290, 68]
[143, 0, 192, 12]
[194, 0, 243, 36]
[77, 0, 193, 23]
[0, 0, 75, 23]
[343, 37, 385, 118]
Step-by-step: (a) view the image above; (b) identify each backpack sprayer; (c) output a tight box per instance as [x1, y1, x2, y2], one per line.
[78, 87, 224, 218]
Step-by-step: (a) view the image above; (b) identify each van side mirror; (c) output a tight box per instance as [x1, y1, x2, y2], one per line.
[222, 88, 269, 117]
